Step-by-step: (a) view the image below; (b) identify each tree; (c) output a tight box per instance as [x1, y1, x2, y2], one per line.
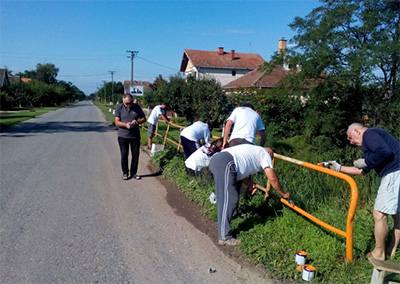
[260, 0, 400, 145]
[144, 75, 232, 126]
[17, 63, 59, 84]
[289, 0, 399, 129]
[35, 63, 59, 84]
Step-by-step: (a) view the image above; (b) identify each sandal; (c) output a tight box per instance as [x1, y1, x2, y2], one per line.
[132, 174, 141, 180]
[122, 174, 128, 180]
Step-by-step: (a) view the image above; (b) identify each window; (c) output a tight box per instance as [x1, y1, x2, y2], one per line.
[232, 70, 236, 76]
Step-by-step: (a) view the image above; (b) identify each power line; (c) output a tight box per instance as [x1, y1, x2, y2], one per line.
[58, 73, 109, 77]
[137, 56, 179, 71]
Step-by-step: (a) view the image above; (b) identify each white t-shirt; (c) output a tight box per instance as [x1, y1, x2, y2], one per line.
[222, 144, 272, 181]
[185, 144, 215, 172]
[147, 105, 165, 125]
[227, 107, 265, 144]
[180, 121, 210, 143]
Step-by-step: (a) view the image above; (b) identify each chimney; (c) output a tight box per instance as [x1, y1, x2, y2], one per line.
[218, 47, 224, 55]
[231, 50, 235, 60]
[278, 38, 287, 54]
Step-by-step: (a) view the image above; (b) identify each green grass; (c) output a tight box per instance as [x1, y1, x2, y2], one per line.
[94, 100, 400, 283]
[155, 147, 400, 283]
[93, 101, 117, 127]
[0, 103, 72, 131]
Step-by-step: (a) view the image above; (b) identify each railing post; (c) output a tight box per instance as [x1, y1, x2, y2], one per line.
[163, 123, 170, 147]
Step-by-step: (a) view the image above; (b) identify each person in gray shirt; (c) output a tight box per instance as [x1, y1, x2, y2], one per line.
[114, 94, 146, 180]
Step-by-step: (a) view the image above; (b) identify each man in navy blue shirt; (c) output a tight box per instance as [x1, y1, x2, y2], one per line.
[114, 94, 147, 180]
[328, 123, 400, 260]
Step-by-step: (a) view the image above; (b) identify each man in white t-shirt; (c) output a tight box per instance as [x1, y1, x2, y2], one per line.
[209, 144, 291, 246]
[180, 119, 212, 159]
[147, 104, 171, 150]
[222, 103, 265, 149]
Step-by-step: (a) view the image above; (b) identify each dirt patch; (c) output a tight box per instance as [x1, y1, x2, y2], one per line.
[146, 161, 279, 282]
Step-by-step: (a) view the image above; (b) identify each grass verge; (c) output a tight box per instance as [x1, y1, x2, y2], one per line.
[0, 102, 73, 131]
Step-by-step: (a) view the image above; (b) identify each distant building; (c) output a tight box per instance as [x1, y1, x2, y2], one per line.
[8, 74, 21, 84]
[123, 80, 150, 96]
[179, 47, 265, 86]
[223, 65, 291, 92]
[224, 39, 292, 93]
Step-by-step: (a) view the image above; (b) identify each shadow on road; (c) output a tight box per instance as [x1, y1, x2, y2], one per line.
[139, 170, 163, 178]
[0, 121, 116, 137]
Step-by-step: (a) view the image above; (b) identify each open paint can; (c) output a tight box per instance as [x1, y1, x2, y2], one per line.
[302, 265, 316, 281]
[295, 251, 307, 266]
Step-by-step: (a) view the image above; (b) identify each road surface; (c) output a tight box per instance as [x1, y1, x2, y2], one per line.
[0, 101, 277, 283]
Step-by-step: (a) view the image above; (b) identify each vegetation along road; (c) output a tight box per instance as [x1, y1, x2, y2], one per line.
[0, 101, 279, 283]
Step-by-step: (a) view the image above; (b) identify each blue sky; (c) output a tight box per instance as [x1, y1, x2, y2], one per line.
[1, 0, 321, 95]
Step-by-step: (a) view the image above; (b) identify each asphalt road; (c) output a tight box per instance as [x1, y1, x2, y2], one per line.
[0, 101, 276, 283]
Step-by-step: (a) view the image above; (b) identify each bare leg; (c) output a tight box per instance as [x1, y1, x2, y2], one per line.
[370, 209, 388, 260]
[387, 213, 400, 258]
[148, 137, 152, 148]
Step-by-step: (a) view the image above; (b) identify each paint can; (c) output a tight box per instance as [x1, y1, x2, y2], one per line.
[302, 265, 316, 281]
[295, 251, 307, 266]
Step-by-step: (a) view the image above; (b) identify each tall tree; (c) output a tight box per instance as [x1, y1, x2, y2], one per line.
[35, 63, 59, 84]
[264, 0, 400, 141]
[289, 0, 399, 92]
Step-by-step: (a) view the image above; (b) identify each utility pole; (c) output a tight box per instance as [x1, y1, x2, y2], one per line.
[127, 50, 139, 93]
[108, 71, 116, 104]
[102, 80, 107, 103]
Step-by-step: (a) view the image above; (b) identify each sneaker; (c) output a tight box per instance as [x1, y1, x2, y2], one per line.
[218, 238, 241, 246]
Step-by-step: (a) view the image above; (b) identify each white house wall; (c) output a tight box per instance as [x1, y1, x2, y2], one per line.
[198, 68, 249, 86]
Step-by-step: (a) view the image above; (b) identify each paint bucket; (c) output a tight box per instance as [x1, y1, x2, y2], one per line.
[302, 265, 316, 281]
[295, 251, 307, 266]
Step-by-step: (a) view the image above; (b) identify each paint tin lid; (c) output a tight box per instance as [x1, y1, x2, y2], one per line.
[296, 251, 307, 256]
[304, 265, 316, 272]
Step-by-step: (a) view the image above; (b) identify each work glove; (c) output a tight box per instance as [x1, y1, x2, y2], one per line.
[327, 161, 341, 172]
[354, 158, 368, 170]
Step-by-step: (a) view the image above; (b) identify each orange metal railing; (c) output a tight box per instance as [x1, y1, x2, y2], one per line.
[143, 120, 358, 261]
[257, 153, 358, 261]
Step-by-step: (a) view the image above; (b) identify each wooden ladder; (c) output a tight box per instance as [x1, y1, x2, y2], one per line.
[368, 257, 400, 284]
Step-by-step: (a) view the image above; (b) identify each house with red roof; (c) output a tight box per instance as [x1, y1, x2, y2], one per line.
[223, 39, 294, 92]
[223, 65, 291, 92]
[223, 39, 315, 97]
[179, 47, 265, 86]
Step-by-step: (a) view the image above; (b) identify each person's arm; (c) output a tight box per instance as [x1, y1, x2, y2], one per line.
[204, 128, 211, 144]
[341, 165, 365, 175]
[265, 147, 274, 159]
[264, 167, 291, 200]
[115, 117, 131, 129]
[136, 117, 147, 124]
[160, 114, 171, 124]
[326, 161, 366, 176]
[133, 107, 147, 125]
[223, 120, 233, 149]
[258, 130, 266, 147]
[242, 177, 258, 195]
[130, 117, 147, 126]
